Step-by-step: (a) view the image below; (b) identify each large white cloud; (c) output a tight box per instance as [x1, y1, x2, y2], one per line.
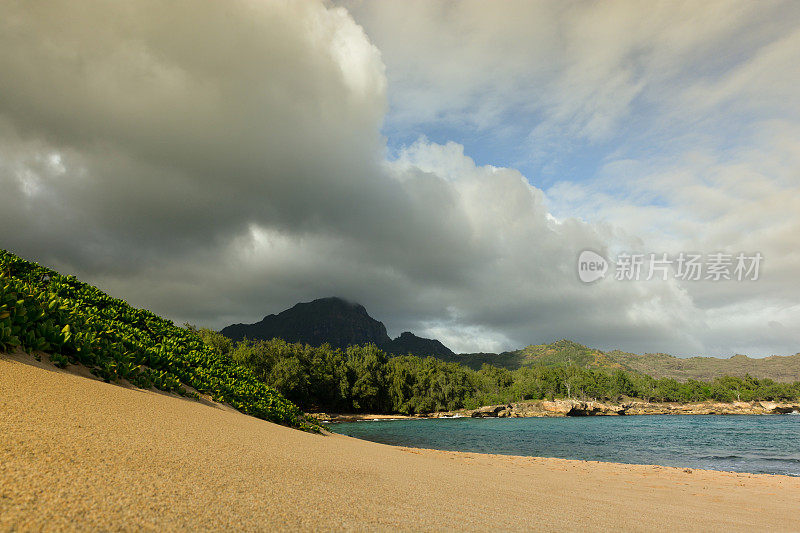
[1, 0, 798, 357]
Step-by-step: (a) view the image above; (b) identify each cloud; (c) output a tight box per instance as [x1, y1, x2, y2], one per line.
[0, 0, 387, 253]
[343, 0, 800, 168]
[1, 0, 799, 358]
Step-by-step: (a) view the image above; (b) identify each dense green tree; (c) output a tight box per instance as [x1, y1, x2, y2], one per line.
[196, 329, 800, 415]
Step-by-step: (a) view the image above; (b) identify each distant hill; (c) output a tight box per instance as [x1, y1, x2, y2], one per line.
[221, 297, 454, 357]
[609, 350, 800, 382]
[223, 301, 799, 382]
[444, 339, 800, 383]
[440, 340, 613, 371]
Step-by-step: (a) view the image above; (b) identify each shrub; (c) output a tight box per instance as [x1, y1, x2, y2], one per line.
[0, 249, 317, 432]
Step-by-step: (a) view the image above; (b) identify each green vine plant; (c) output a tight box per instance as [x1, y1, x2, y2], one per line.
[0, 249, 319, 432]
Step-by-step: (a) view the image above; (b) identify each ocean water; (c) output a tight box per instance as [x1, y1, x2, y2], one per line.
[330, 414, 800, 476]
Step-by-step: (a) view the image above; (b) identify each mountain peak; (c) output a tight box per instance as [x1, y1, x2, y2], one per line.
[385, 331, 454, 357]
[221, 298, 453, 357]
[223, 296, 390, 349]
[284, 296, 369, 317]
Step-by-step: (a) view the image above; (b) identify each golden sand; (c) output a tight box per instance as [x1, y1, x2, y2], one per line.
[2, 353, 799, 532]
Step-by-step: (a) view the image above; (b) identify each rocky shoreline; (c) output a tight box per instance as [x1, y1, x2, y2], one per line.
[312, 399, 800, 422]
[464, 399, 800, 418]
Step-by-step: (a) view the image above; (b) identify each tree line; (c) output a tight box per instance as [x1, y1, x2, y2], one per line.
[191, 327, 800, 414]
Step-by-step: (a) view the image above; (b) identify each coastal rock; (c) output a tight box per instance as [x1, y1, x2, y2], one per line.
[461, 399, 800, 418]
[471, 404, 511, 418]
[324, 400, 800, 422]
[566, 401, 626, 416]
[523, 400, 626, 417]
[567, 402, 600, 416]
[538, 400, 573, 416]
[759, 401, 800, 414]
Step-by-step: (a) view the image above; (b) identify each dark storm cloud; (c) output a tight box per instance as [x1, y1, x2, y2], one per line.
[2, 0, 798, 357]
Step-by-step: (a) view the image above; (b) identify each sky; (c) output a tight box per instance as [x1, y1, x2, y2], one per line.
[1, 0, 799, 357]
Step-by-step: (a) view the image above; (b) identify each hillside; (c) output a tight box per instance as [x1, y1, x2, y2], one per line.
[222, 295, 800, 382]
[444, 340, 629, 372]
[610, 351, 800, 382]
[0, 249, 313, 430]
[446, 340, 800, 383]
[222, 297, 454, 357]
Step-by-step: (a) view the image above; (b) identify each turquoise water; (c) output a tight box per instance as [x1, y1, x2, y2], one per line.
[330, 415, 800, 476]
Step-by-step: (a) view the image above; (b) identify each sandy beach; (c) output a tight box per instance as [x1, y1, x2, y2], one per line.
[2, 353, 799, 532]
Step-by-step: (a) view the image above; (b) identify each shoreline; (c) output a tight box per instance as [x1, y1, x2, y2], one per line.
[4, 353, 800, 531]
[310, 398, 800, 423]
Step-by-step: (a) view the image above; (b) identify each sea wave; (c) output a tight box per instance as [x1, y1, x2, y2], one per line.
[698, 454, 800, 464]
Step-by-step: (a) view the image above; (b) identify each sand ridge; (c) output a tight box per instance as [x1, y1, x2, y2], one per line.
[2, 353, 799, 532]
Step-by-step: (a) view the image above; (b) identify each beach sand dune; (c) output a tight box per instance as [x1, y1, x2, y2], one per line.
[2, 354, 799, 532]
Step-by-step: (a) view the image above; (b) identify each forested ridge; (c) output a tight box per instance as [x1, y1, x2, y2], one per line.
[448, 340, 800, 383]
[196, 329, 800, 415]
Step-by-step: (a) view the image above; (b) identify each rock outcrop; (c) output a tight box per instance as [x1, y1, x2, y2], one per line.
[461, 400, 800, 418]
[623, 400, 800, 415]
[312, 400, 800, 422]
[471, 404, 511, 418]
